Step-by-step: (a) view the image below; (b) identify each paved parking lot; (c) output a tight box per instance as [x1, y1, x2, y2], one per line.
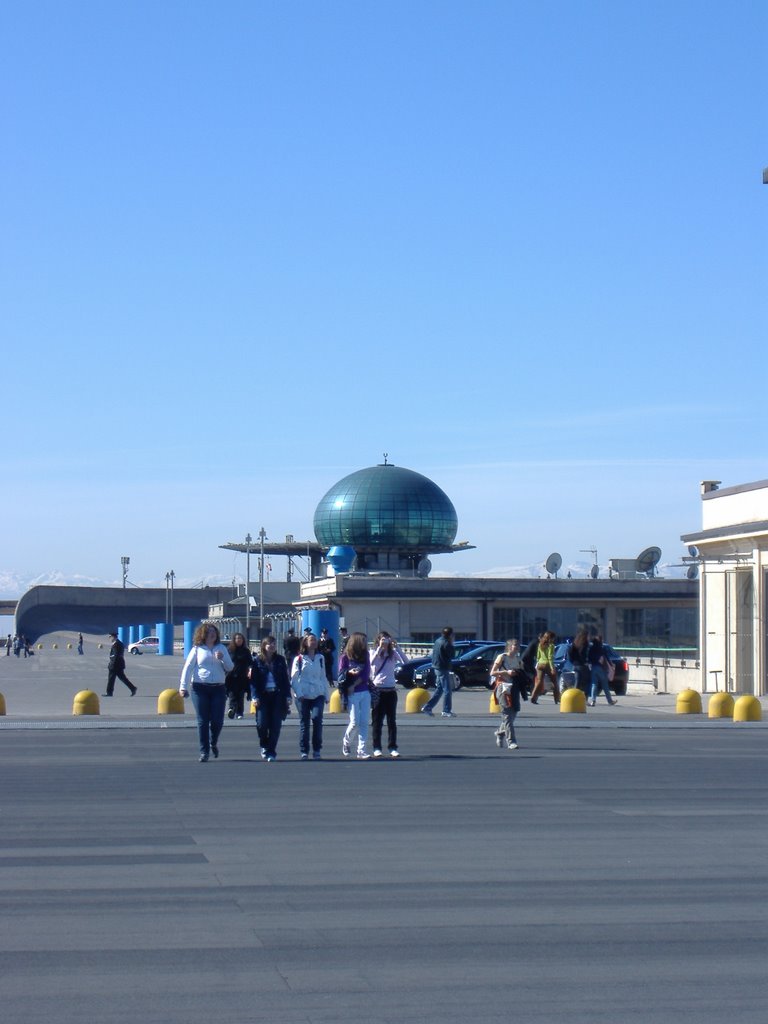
[1, 647, 767, 1023]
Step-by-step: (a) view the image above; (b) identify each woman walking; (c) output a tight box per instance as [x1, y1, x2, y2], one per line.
[587, 634, 617, 706]
[339, 631, 373, 759]
[370, 631, 406, 758]
[250, 636, 291, 761]
[530, 630, 559, 704]
[290, 632, 330, 760]
[490, 639, 527, 750]
[179, 623, 234, 762]
[226, 632, 252, 719]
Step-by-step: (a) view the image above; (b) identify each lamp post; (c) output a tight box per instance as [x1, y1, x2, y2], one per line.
[259, 527, 267, 637]
[245, 533, 252, 641]
[121, 556, 130, 588]
[168, 570, 175, 624]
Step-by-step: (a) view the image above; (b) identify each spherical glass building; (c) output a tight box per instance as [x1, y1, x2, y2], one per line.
[313, 463, 459, 565]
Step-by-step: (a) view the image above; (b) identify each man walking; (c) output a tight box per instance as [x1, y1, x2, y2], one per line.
[421, 626, 456, 718]
[103, 632, 137, 697]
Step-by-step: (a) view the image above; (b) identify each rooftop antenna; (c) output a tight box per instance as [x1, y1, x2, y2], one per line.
[580, 547, 598, 579]
[637, 546, 662, 578]
[544, 552, 562, 579]
[382, 452, 390, 465]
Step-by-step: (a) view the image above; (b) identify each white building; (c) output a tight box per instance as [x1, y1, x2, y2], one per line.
[682, 479, 768, 695]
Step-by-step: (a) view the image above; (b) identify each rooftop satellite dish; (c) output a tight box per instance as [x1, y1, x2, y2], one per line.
[686, 564, 699, 580]
[637, 546, 662, 576]
[416, 558, 432, 579]
[687, 545, 699, 558]
[545, 552, 562, 577]
[590, 564, 599, 579]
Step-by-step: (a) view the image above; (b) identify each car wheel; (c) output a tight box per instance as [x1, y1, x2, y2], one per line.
[130, 649, 138, 655]
[613, 681, 627, 696]
[450, 672, 462, 691]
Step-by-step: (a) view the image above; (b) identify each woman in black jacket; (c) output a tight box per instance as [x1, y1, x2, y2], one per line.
[226, 633, 253, 719]
[249, 636, 291, 761]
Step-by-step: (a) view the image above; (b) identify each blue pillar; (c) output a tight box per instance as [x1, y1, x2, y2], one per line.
[129, 625, 139, 644]
[184, 620, 198, 657]
[157, 622, 174, 656]
[140, 623, 154, 641]
[118, 626, 129, 645]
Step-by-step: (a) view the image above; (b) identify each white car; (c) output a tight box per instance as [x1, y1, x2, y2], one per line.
[128, 636, 160, 655]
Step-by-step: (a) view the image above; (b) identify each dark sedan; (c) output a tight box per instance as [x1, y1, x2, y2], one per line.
[554, 642, 629, 696]
[411, 642, 507, 691]
[395, 641, 498, 689]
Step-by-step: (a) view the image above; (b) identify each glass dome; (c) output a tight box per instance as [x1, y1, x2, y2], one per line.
[313, 464, 458, 551]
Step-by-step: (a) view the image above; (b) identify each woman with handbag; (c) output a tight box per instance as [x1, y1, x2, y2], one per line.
[290, 632, 330, 760]
[179, 623, 235, 762]
[490, 638, 527, 750]
[338, 631, 373, 760]
[250, 636, 291, 761]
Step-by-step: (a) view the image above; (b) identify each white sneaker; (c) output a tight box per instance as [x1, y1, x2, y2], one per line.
[508, 742, 518, 750]
[390, 750, 400, 758]
[357, 752, 371, 760]
[441, 711, 456, 718]
[373, 749, 383, 758]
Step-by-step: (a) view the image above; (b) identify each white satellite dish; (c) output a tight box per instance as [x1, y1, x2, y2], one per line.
[637, 546, 662, 576]
[545, 552, 562, 577]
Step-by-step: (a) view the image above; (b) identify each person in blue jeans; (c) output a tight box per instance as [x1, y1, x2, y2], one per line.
[179, 623, 234, 762]
[421, 626, 456, 717]
[250, 636, 291, 761]
[587, 634, 617, 707]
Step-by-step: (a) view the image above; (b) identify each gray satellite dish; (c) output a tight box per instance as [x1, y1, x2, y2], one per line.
[545, 552, 562, 577]
[686, 564, 699, 580]
[637, 546, 662, 576]
[687, 545, 699, 558]
[416, 558, 432, 579]
[589, 564, 599, 579]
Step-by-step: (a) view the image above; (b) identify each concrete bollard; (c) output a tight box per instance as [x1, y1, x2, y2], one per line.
[327, 689, 343, 714]
[708, 692, 734, 719]
[0, 692, 6, 715]
[73, 690, 100, 716]
[676, 689, 702, 715]
[157, 689, 185, 715]
[733, 695, 762, 722]
[560, 687, 586, 714]
[405, 687, 430, 713]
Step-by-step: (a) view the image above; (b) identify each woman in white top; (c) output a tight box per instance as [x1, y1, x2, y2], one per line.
[490, 638, 527, 751]
[290, 632, 330, 759]
[180, 622, 234, 762]
[370, 631, 406, 758]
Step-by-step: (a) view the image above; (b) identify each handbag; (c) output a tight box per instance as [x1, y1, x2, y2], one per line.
[605, 660, 616, 683]
[337, 669, 353, 696]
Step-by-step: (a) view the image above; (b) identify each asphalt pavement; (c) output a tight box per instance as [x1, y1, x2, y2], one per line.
[1, 644, 767, 1023]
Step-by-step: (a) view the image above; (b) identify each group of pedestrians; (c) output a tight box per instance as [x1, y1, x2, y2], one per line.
[5, 634, 31, 657]
[174, 621, 618, 763]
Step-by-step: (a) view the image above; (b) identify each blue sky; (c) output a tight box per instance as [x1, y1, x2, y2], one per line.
[1, 0, 766, 593]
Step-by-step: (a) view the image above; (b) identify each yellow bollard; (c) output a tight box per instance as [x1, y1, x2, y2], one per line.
[405, 687, 430, 713]
[733, 695, 762, 722]
[676, 689, 702, 715]
[560, 687, 587, 714]
[73, 690, 100, 716]
[327, 689, 343, 714]
[157, 689, 185, 715]
[708, 692, 734, 719]
[0, 692, 6, 715]
[250, 698, 258, 716]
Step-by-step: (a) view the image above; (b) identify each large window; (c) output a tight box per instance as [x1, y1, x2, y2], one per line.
[493, 608, 602, 644]
[616, 608, 697, 648]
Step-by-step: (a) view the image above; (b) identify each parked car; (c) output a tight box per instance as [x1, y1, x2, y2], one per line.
[128, 636, 160, 655]
[411, 642, 507, 691]
[553, 641, 629, 696]
[395, 641, 498, 689]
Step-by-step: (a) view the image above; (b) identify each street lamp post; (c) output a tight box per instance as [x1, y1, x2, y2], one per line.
[121, 556, 130, 588]
[245, 533, 252, 641]
[259, 527, 267, 637]
[169, 570, 175, 624]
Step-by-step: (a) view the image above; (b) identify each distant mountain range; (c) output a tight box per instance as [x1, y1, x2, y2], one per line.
[0, 562, 688, 598]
